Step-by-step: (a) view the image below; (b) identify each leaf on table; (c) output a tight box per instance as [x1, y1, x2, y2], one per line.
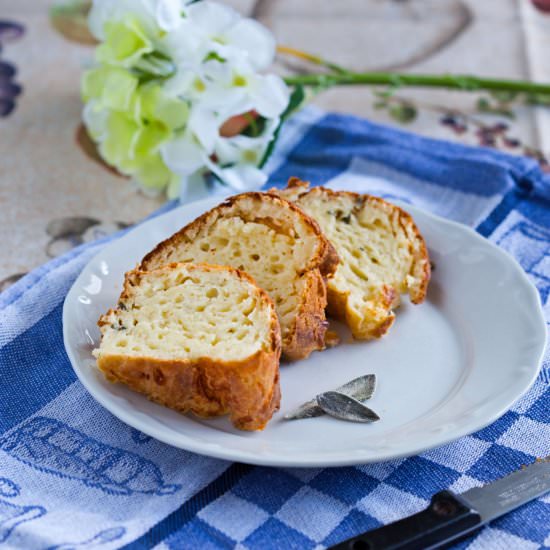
[388, 103, 417, 124]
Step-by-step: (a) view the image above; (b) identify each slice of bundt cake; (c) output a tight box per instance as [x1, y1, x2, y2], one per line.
[94, 262, 281, 431]
[140, 192, 339, 360]
[272, 178, 430, 339]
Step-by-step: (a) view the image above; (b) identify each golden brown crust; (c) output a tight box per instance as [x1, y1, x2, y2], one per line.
[139, 192, 340, 359]
[141, 192, 338, 279]
[327, 284, 396, 340]
[318, 240, 340, 282]
[97, 262, 282, 431]
[324, 329, 340, 348]
[272, 178, 431, 340]
[97, 349, 281, 431]
[283, 269, 329, 361]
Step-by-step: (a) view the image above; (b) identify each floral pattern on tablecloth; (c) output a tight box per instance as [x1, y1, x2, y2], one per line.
[0, 21, 24, 118]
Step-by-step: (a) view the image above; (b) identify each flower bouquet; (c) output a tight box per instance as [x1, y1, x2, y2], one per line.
[82, 0, 293, 200]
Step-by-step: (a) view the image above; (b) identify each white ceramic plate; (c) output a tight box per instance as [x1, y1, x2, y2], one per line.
[63, 196, 547, 467]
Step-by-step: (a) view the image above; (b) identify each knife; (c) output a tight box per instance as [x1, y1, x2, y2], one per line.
[330, 457, 550, 550]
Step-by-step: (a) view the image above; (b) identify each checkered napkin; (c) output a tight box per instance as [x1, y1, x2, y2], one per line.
[1, 107, 549, 550]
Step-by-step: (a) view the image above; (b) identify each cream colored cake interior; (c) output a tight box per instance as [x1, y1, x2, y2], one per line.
[297, 193, 419, 315]
[95, 265, 272, 362]
[157, 217, 304, 342]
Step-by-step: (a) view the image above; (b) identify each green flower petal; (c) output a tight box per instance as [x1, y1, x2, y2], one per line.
[102, 70, 138, 111]
[134, 121, 170, 157]
[155, 95, 188, 130]
[81, 66, 107, 102]
[99, 111, 140, 172]
[82, 66, 138, 112]
[136, 153, 173, 190]
[98, 111, 172, 182]
[139, 84, 189, 129]
[96, 17, 153, 68]
[128, 91, 143, 124]
[138, 84, 161, 120]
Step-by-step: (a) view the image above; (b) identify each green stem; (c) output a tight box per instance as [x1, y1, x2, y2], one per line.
[283, 72, 550, 95]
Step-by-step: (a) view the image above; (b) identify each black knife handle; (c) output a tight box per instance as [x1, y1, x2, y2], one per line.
[329, 491, 482, 550]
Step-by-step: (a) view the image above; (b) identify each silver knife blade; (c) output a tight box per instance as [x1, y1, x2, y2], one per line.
[459, 458, 550, 524]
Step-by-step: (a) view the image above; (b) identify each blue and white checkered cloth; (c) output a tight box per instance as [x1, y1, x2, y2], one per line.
[1, 106, 549, 549]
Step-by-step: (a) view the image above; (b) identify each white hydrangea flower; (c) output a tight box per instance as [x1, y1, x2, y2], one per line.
[83, 0, 292, 200]
[185, 1, 276, 70]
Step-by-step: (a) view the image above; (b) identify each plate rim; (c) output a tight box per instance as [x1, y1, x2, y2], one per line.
[62, 196, 547, 467]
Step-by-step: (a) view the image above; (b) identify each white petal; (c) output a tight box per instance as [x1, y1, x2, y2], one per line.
[250, 74, 290, 118]
[178, 169, 217, 202]
[201, 59, 233, 83]
[224, 18, 276, 71]
[203, 155, 263, 190]
[88, 0, 114, 40]
[202, 87, 249, 113]
[152, 0, 183, 31]
[213, 138, 241, 165]
[232, 165, 268, 189]
[188, 107, 219, 153]
[163, 68, 196, 96]
[215, 135, 262, 165]
[187, 1, 238, 36]
[213, 163, 268, 191]
[160, 23, 203, 66]
[202, 64, 255, 116]
[161, 133, 206, 174]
